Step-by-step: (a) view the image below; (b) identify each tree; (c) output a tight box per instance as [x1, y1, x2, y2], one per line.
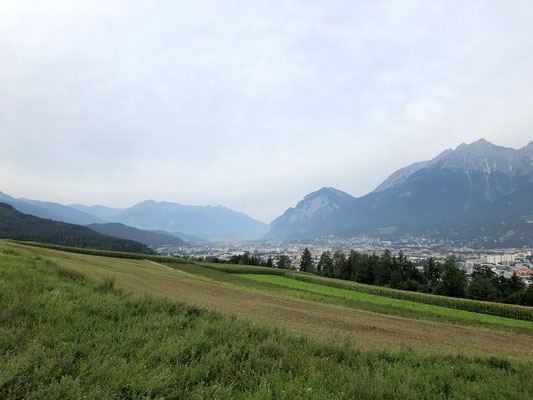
[299, 248, 315, 273]
[332, 251, 346, 279]
[423, 258, 442, 292]
[229, 254, 241, 264]
[508, 272, 525, 292]
[397, 251, 408, 280]
[355, 253, 375, 285]
[276, 254, 292, 270]
[374, 250, 392, 285]
[317, 251, 333, 277]
[469, 266, 510, 301]
[266, 256, 273, 268]
[387, 255, 402, 288]
[471, 266, 496, 280]
[239, 252, 250, 265]
[347, 250, 362, 281]
[522, 285, 533, 306]
[436, 260, 467, 298]
[466, 277, 500, 301]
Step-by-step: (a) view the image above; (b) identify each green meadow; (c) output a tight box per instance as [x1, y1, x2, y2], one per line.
[241, 274, 533, 330]
[1, 240, 533, 398]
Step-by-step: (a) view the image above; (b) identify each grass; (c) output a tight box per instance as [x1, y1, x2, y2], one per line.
[285, 272, 533, 321]
[200, 262, 533, 321]
[1, 248, 533, 399]
[20, 241, 533, 321]
[241, 274, 533, 330]
[3, 240, 533, 361]
[10, 240, 191, 264]
[165, 262, 533, 335]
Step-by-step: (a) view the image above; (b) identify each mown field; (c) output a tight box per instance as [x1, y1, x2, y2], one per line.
[1, 240, 533, 398]
[199, 261, 533, 321]
[4, 240, 533, 358]
[241, 274, 533, 330]
[3, 247, 533, 399]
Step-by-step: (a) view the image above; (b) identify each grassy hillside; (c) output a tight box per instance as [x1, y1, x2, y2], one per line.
[1, 247, 532, 399]
[5, 240, 533, 360]
[0, 203, 154, 254]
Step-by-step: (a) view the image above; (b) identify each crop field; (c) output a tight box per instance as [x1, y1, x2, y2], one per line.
[3, 247, 533, 398]
[200, 261, 533, 321]
[3, 240, 533, 363]
[241, 274, 533, 330]
[16, 242, 533, 320]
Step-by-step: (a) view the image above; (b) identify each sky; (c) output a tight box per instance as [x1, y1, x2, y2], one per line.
[1, 1, 533, 223]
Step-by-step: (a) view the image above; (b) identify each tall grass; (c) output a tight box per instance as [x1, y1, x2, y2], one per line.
[1, 249, 532, 399]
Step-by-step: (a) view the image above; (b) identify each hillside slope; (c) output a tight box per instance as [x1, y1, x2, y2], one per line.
[0, 203, 154, 254]
[88, 223, 188, 249]
[2, 247, 531, 399]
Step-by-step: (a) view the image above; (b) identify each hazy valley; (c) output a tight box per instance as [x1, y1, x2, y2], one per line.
[2, 2, 533, 397]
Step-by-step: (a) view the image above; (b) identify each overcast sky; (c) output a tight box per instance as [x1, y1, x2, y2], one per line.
[1, 1, 533, 223]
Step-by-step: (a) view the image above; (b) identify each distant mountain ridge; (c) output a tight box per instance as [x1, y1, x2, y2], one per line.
[1, 191, 268, 242]
[70, 204, 121, 221]
[267, 139, 533, 247]
[107, 200, 268, 241]
[0, 203, 154, 254]
[0, 192, 103, 225]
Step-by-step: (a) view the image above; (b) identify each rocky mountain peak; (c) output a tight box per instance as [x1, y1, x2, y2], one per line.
[266, 187, 355, 238]
[375, 139, 522, 194]
[267, 139, 533, 243]
[302, 187, 353, 202]
[454, 138, 509, 155]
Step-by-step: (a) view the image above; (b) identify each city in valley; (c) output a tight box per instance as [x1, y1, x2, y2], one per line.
[165, 235, 533, 284]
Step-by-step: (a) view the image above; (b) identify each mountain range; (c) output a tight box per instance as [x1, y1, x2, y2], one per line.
[0, 192, 268, 242]
[98, 200, 268, 241]
[4, 138, 533, 247]
[267, 139, 533, 247]
[0, 192, 103, 225]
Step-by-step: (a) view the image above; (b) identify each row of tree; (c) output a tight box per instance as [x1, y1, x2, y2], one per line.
[299, 248, 533, 306]
[217, 248, 532, 306]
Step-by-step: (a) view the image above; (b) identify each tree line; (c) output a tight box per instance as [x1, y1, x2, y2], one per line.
[226, 253, 294, 270]
[197, 252, 294, 269]
[299, 248, 533, 306]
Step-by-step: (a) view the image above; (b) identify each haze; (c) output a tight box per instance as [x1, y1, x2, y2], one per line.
[1, 1, 533, 223]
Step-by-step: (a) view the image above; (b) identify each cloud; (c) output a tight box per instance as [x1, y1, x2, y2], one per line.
[1, 0, 533, 222]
